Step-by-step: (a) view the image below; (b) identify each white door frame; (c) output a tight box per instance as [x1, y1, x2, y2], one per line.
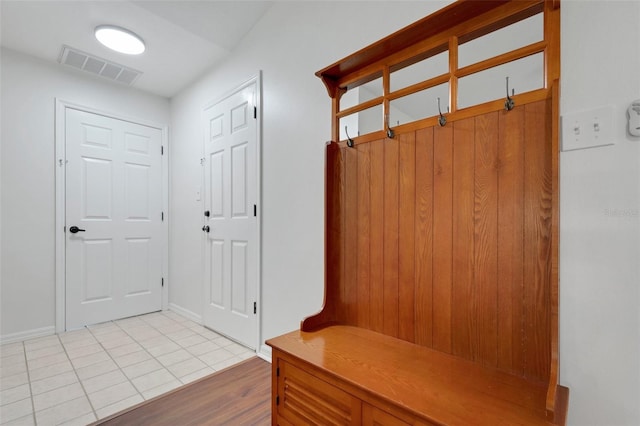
[54, 99, 169, 333]
[202, 73, 263, 352]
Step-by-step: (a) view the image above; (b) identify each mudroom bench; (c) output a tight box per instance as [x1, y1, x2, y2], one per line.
[267, 326, 568, 425]
[268, 1, 569, 424]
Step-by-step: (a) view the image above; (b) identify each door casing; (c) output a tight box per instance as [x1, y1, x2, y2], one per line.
[55, 99, 169, 332]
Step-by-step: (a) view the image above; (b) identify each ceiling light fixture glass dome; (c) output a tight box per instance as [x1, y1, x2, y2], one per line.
[95, 25, 145, 55]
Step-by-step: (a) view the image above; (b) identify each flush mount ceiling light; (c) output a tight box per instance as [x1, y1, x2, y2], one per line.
[95, 25, 145, 55]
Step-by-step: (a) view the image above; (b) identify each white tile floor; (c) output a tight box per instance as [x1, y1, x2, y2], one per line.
[0, 311, 255, 425]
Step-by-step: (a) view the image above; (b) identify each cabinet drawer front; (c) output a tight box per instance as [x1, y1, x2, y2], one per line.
[278, 360, 361, 425]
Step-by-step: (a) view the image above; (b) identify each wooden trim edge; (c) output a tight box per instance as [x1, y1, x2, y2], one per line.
[301, 142, 342, 331]
[545, 77, 561, 418]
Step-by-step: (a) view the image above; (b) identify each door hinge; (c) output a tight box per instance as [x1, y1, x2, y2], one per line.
[161, 211, 164, 221]
[63, 226, 66, 233]
[276, 395, 280, 406]
[161, 277, 164, 287]
[161, 145, 164, 155]
[253, 204, 257, 217]
[276, 367, 280, 377]
[253, 301, 257, 314]
[253, 106, 257, 119]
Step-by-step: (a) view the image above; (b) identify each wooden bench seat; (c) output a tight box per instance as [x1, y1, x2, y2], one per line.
[267, 326, 568, 425]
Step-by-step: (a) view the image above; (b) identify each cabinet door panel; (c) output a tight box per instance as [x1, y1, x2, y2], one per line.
[278, 360, 361, 425]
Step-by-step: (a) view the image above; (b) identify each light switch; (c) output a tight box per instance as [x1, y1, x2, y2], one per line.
[562, 105, 615, 151]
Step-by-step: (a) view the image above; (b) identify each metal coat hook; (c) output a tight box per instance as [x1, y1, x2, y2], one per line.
[344, 125, 355, 148]
[387, 127, 395, 139]
[504, 77, 515, 111]
[437, 97, 448, 127]
[385, 114, 395, 139]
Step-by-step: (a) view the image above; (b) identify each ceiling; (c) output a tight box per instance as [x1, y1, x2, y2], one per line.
[0, 1, 273, 98]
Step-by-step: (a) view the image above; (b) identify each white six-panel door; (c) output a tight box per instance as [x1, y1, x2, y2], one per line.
[65, 108, 163, 329]
[203, 81, 258, 348]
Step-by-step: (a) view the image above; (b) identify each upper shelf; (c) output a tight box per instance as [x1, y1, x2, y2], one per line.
[315, 0, 547, 98]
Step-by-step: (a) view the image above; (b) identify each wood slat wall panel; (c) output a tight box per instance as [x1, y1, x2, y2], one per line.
[398, 133, 416, 343]
[383, 138, 400, 338]
[497, 107, 525, 375]
[312, 100, 551, 381]
[335, 147, 347, 324]
[357, 143, 371, 329]
[344, 148, 359, 325]
[432, 126, 454, 354]
[523, 100, 552, 380]
[369, 140, 385, 334]
[414, 128, 434, 347]
[451, 117, 476, 360]
[474, 112, 499, 368]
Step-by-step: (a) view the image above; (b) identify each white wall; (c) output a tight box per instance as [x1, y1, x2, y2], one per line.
[560, 2, 640, 425]
[168, 1, 451, 355]
[0, 48, 170, 340]
[2, 1, 637, 424]
[170, 2, 640, 423]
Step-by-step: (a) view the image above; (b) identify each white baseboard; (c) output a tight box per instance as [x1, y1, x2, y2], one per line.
[0, 326, 56, 345]
[168, 303, 202, 324]
[258, 343, 272, 362]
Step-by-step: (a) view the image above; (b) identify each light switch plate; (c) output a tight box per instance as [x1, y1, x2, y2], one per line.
[561, 105, 615, 151]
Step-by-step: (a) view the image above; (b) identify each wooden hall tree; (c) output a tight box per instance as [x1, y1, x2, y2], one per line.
[268, 1, 568, 424]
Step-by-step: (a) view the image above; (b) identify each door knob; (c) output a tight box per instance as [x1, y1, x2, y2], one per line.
[69, 226, 86, 234]
[202, 225, 210, 233]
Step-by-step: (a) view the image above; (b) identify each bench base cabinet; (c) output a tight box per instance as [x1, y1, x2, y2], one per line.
[276, 359, 362, 425]
[274, 356, 427, 426]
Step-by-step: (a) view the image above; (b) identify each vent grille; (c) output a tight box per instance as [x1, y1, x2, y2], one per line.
[58, 45, 142, 86]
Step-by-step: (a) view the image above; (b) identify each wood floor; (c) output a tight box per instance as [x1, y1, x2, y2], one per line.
[94, 357, 271, 425]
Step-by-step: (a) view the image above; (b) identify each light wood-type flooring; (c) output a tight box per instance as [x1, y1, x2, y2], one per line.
[94, 357, 270, 425]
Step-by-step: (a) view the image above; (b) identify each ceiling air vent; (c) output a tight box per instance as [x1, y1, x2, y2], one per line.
[58, 45, 142, 86]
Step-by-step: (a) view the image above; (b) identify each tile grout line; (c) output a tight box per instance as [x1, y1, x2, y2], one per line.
[57, 330, 99, 424]
[142, 313, 230, 378]
[154, 314, 229, 377]
[21, 340, 37, 426]
[149, 313, 245, 372]
[1, 311, 249, 425]
[21, 334, 90, 426]
[126, 312, 240, 389]
[116, 317, 182, 390]
[113, 313, 190, 391]
[85, 320, 146, 420]
[83, 311, 196, 414]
